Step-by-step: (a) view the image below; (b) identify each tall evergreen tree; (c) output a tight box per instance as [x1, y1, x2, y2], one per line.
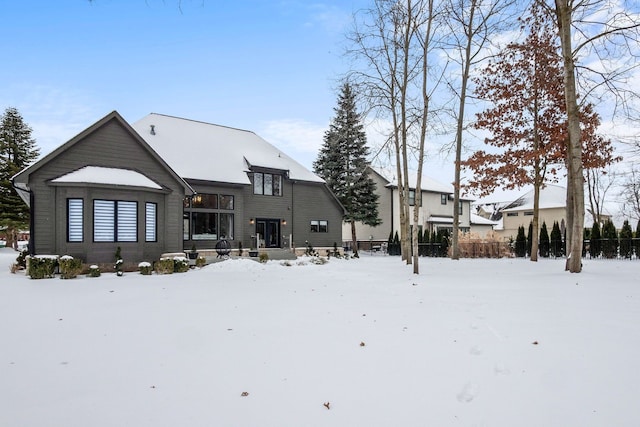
[550, 221, 562, 257]
[635, 220, 640, 258]
[539, 221, 550, 258]
[619, 220, 633, 259]
[313, 83, 380, 258]
[515, 226, 527, 257]
[0, 107, 39, 249]
[526, 222, 534, 257]
[601, 219, 618, 259]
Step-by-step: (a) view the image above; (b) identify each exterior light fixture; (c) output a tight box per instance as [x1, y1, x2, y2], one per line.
[249, 218, 254, 225]
[281, 219, 287, 226]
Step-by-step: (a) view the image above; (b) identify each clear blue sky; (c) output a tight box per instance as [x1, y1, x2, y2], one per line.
[2, 0, 371, 170]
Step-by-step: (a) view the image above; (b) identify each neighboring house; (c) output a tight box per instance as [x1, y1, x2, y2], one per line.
[469, 213, 498, 238]
[12, 111, 343, 264]
[493, 185, 567, 240]
[342, 167, 473, 248]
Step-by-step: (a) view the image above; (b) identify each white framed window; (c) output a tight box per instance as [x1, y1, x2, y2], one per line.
[67, 198, 83, 242]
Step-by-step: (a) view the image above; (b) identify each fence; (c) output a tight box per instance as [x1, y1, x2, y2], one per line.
[384, 238, 640, 259]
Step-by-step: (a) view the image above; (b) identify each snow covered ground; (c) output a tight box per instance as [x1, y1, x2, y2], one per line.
[1, 247, 639, 427]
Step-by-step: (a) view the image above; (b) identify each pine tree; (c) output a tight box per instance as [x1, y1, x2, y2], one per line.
[635, 220, 640, 258]
[539, 221, 550, 258]
[601, 219, 618, 259]
[515, 226, 527, 257]
[527, 222, 534, 258]
[590, 221, 602, 258]
[619, 220, 633, 259]
[550, 221, 563, 257]
[313, 83, 380, 258]
[0, 107, 39, 249]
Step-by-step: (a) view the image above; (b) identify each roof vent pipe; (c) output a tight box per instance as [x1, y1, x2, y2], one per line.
[150, 125, 156, 135]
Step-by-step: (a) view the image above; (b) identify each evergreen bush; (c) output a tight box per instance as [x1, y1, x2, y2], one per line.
[601, 219, 618, 259]
[195, 256, 206, 268]
[539, 222, 550, 258]
[590, 222, 602, 258]
[27, 255, 58, 279]
[155, 258, 174, 274]
[59, 255, 82, 279]
[619, 220, 633, 259]
[138, 261, 153, 275]
[526, 222, 533, 257]
[114, 246, 124, 276]
[514, 226, 526, 257]
[259, 252, 269, 263]
[174, 256, 189, 273]
[550, 221, 563, 257]
[88, 265, 101, 277]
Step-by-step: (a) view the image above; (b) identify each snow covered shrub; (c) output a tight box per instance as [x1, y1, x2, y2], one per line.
[27, 255, 58, 279]
[173, 256, 189, 273]
[59, 255, 83, 279]
[138, 261, 153, 275]
[114, 246, 124, 276]
[155, 258, 174, 275]
[280, 260, 292, 267]
[259, 252, 269, 263]
[195, 256, 206, 268]
[88, 265, 101, 277]
[310, 256, 328, 265]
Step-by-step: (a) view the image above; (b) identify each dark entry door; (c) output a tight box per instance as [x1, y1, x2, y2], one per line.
[256, 219, 280, 248]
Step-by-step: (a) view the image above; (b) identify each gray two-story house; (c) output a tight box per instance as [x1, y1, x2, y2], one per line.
[12, 111, 344, 264]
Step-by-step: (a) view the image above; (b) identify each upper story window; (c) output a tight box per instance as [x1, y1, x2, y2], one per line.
[524, 211, 534, 216]
[458, 201, 463, 216]
[192, 194, 218, 209]
[441, 194, 448, 205]
[253, 172, 282, 196]
[408, 190, 422, 206]
[311, 220, 328, 233]
[507, 212, 518, 217]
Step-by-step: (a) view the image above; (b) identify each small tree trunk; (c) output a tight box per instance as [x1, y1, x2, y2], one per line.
[350, 220, 359, 258]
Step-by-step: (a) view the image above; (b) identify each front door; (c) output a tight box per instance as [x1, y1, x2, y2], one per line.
[256, 219, 280, 248]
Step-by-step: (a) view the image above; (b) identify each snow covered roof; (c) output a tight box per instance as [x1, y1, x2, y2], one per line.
[131, 113, 324, 185]
[470, 213, 498, 226]
[371, 167, 463, 195]
[50, 166, 163, 190]
[428, 216, 454, 223]
[502, 185, 566, 212]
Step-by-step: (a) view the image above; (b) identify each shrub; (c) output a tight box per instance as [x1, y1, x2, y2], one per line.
[155, 258, 174, 275]
[174, 256, 189, 273]
[115, 246, 124, 276]
[310, 256, 328, 265]
[59, 255, 83, 279]
[27, 255, 58, 279]
[138, 261, 153, 275]
[16, 249, 28, 269]
[258, 252, 269, 263]
[88, 265, 101, 277]
[195, 256, 206, 268]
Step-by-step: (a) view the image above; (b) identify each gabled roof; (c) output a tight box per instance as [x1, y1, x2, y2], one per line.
[12, 111, 193, 197]
[502, 185, 566, 212]
[370, 167, 474, 200]
[470, 213, 498, 226]
[131, 113, 325, 185]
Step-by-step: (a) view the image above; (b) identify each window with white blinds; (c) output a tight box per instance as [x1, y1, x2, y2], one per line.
[117, 201, 137, 242]
[145, 202, 157, 242]
[67, 199, 83, 242]
[93, 200, 137, 242]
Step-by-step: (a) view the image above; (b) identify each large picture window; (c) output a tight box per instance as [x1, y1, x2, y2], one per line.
[192, 212, 218, 240]
[219, 213, 234, 239]
[94, 200, 137, 242]
[67, 198, 83, 242]
[253, 172, 282, 196]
